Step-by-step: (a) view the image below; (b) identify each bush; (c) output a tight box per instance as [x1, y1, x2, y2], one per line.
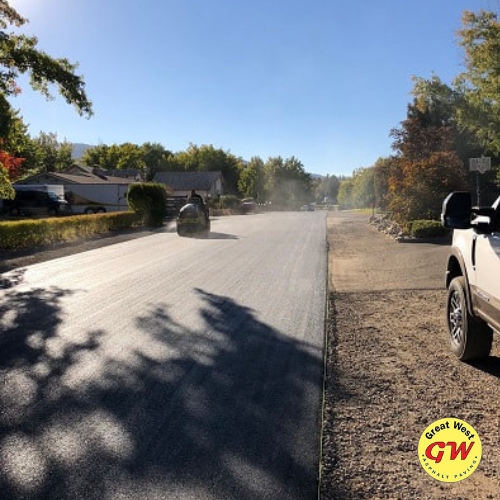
[408, 219, 446, 238]
[219, 195, 240, 209]
[127, 183, 168, 226]
[0, 211, 142, 251]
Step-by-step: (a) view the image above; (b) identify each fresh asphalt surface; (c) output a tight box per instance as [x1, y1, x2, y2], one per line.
[0, 212, 327, 500]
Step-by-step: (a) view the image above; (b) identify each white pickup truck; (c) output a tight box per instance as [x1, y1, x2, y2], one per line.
[441, 191, 500, 361]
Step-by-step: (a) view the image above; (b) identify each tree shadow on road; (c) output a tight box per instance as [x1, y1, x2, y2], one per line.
[0, 284, 323, 500]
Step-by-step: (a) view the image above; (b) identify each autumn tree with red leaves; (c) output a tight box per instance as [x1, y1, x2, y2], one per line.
[383, 78, 470, 224]
[0, 147, 24, 198]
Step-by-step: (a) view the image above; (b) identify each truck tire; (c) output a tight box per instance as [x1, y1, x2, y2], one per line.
[447, 276, 493, 361]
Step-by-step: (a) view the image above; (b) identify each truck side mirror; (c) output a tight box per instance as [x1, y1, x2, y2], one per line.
[471, 206, 496, 234]
[441, 192, 472, 229]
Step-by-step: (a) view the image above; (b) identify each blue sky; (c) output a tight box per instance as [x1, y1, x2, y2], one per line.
[6, 0, 499, 176]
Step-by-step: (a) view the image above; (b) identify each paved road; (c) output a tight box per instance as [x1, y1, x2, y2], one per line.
[0, 212, 327, 500]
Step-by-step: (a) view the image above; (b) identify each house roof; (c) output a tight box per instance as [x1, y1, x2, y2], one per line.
[17, 171, 133, 185]
[66, 165, 142, 180]
[154, 171, 222, 191]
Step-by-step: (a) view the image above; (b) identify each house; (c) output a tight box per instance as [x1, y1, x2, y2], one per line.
[65, 164, 144, 181]
[153, 171, 223, 199]
[15, 171, 133, 187]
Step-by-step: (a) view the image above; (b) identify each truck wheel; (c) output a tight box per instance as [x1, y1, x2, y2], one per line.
[9, 207, 20, 216]
[84, 208, 95, 215]
[447, 276, 493, 361]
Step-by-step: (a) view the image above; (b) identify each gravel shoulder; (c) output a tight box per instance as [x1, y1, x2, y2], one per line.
[320, 211, 500, 499]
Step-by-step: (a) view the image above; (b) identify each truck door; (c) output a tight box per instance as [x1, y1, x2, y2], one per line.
[474, 209, 500, 331]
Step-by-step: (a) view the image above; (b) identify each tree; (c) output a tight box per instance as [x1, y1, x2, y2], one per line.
[314, 174, 341, 205]
[388, 152, 468, 222]
[173, 144, 243, 195]
[386, 80, 471, 223]
[337, 178, 354, 209]
[265, 156, 313, 208]
[30, 132, 73, 172]
[351, 167, 376, 209]
[0, 0, 92, 193]
[115, 143, 146, 172]
[373, 156, 398, 212]
[82, 144, 120, 171]
[238, 156, 267, 201]
[0, 0, 92, 117]
[0, 147, 23, 198]
[141, 142, 172, 181]
[0, 94, 36, 175]
[82, 143, 146, 175]
[454, 10, 500, 156]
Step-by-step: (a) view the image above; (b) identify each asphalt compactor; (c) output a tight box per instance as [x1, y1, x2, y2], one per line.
[176, 196, 210, 236]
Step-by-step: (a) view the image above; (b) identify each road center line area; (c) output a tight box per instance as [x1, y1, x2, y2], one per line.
[0, 212, 326, 500]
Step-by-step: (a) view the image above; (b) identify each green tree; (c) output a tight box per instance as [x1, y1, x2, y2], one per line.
[337, 178, 354, 209]
[454, 10, 500, 156]
[314, 174, 341, 205]
[352, 167, 376, 209]
[173, 144, 243, 194]
[238, 156, 267, 201]
[82, 143, 146, 175]
[115, 143, 146, 172]
[141, 142, 172, 181]
[0, 0, 92, 117]
[82, 144, 118, 170]
[265, 156, 313, 208]
[31, 132, 73, 172]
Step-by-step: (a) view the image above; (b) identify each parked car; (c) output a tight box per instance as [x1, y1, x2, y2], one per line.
[240, 197, 257, 214]
[2, 188, 70, 216]
[301, 203, 315, 211]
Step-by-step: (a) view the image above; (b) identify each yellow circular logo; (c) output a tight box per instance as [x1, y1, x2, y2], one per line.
[418, 418, 482, 482]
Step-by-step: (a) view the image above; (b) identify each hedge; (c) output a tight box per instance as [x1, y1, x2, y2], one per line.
[0, 211, 142, 251]
[408, 219, 447, 238]
[127, 183, 168, 226]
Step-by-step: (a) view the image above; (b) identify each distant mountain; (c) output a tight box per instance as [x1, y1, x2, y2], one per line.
[71, 143, 94, 159]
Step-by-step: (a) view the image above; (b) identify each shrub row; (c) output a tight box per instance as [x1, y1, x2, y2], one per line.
[0, 211, 142, 251]
[407, 219, 447, 238]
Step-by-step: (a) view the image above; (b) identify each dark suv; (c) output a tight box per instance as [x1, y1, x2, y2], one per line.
[2, 189, 69, 216]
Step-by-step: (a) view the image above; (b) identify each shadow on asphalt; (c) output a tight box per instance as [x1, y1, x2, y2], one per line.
[0, 281, 323, 500]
